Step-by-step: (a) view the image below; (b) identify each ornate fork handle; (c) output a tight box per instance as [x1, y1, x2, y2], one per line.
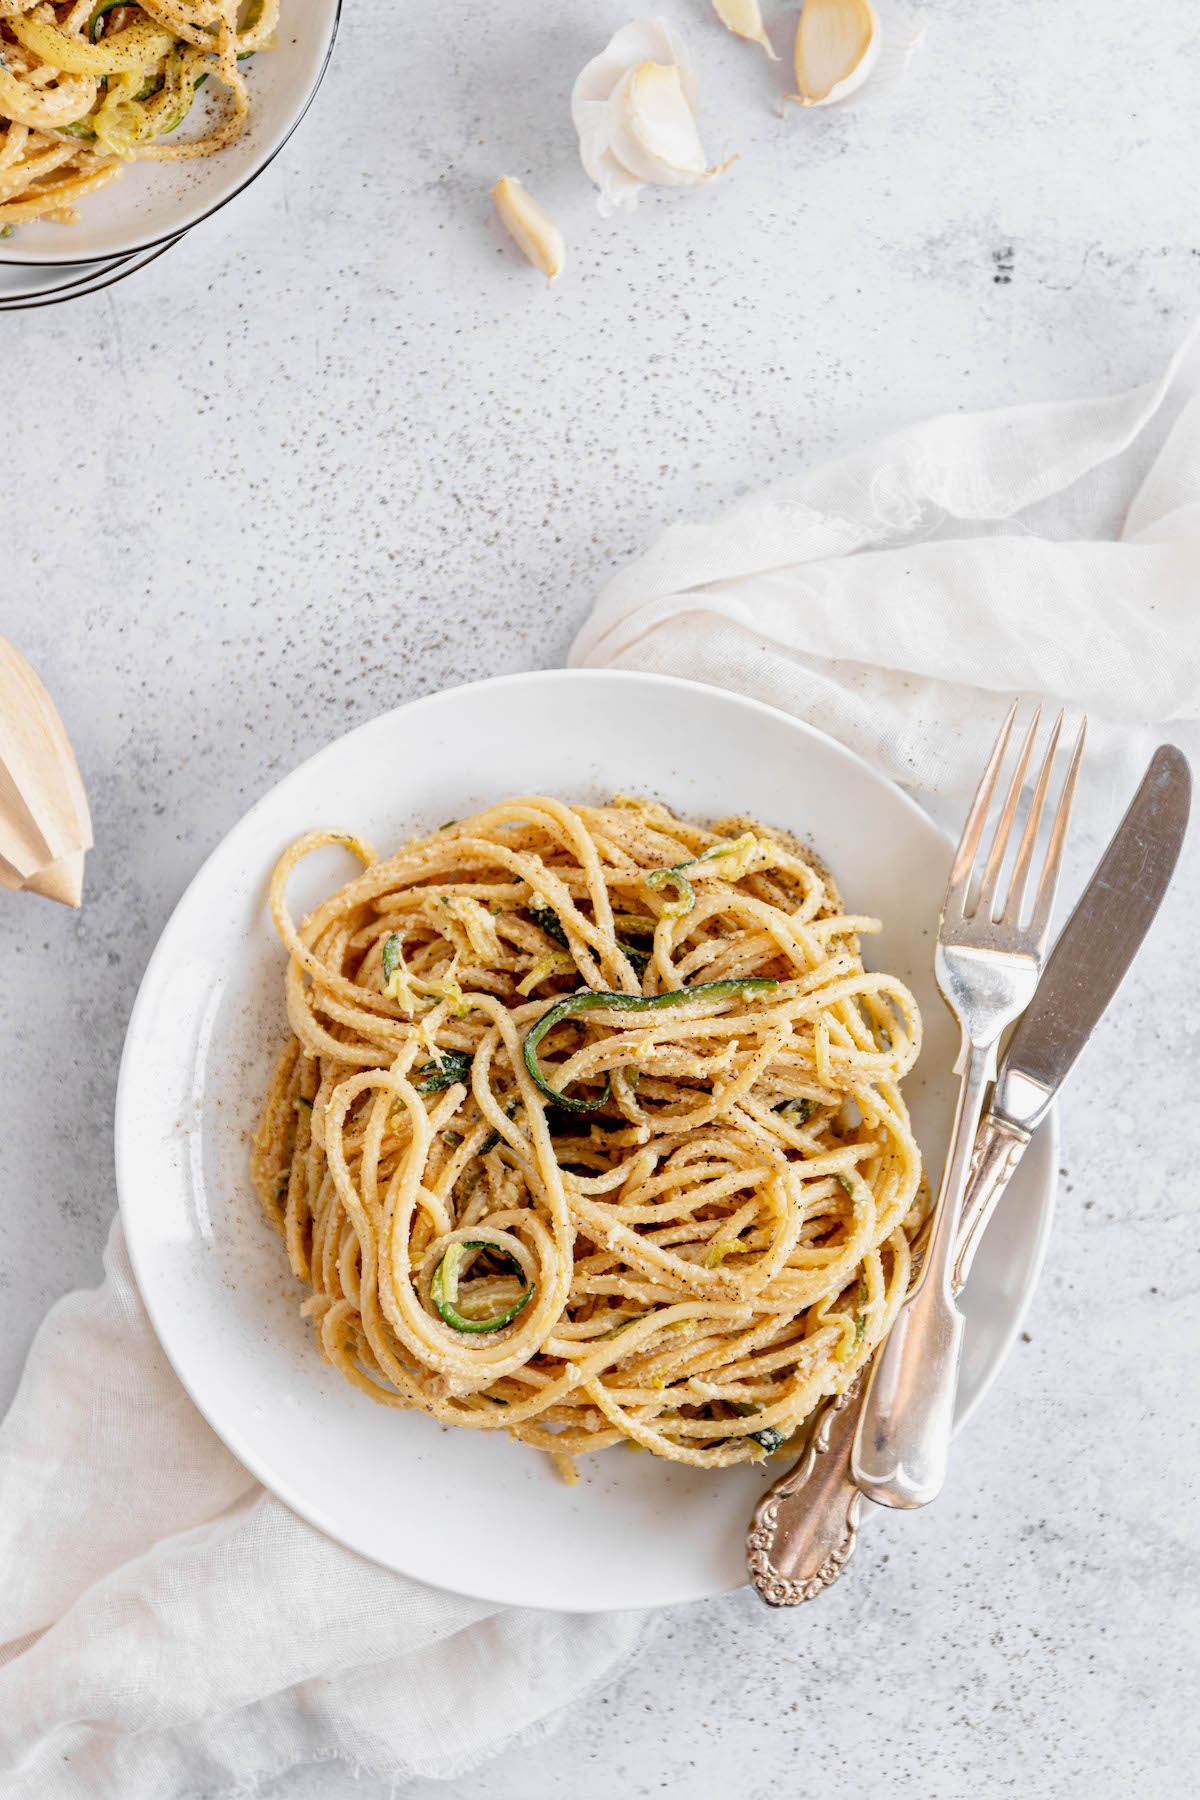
[747, 1109, 1030, 1606]
[746, 1372, 867, 1605]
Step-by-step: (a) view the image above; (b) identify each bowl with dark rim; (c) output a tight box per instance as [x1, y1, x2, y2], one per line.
[0, 0, 340, 266]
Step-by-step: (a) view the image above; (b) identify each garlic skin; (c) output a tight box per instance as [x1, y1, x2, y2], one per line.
[605, 63, 710, 187]
[491, 177, 565, 283]
[790, 0, 923, 110]
[713, 0, 778, 59]
[572, 18, 720, 214]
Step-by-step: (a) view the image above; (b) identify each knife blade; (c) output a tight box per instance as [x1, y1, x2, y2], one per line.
[953, 741, 1191, 1288]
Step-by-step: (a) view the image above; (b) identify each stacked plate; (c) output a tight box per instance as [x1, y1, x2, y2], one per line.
[0, 237, 183, 311]
[0, 0, 340, 311]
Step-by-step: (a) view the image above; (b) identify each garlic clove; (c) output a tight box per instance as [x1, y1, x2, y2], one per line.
[491, 177, 565, 283]
[0, 636, 91, 907]
[713, 0, 779, 59]
[23, 851, 85, 908]
[572, 18, 719, 213]
[792, 0, 880, 105]
[607, 62, 713, 187]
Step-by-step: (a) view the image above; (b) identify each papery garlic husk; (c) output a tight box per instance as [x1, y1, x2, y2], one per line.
[0, 637, 92, 908]
[491, 177, 565, 283]
[791, 0, 923, 109]
[713, 0, 779, 59]
[572, 18, 723, 214]
[606, 62, 714, 187]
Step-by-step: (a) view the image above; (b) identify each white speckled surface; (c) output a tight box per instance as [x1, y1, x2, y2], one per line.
[3, 0, 1199, 1793]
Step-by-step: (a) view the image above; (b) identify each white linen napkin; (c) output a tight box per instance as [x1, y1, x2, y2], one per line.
[0, 1220, 649, 1798]
[571, 324, 1200, 805]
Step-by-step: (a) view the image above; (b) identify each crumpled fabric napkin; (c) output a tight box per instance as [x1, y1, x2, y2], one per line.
[0, 1220, 649, 1799]
[571, 324, 1200, 806]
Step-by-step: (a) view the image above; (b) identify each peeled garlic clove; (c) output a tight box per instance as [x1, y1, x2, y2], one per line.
[792, 0, 880, 104]
[572, 19, 721, 213]
[606, 62, 714, 187]
[713, 0, 779, 59]
[491, 177, 565, 283]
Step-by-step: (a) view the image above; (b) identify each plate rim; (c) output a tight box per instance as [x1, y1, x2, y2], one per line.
[115, 668, 1058, 1609]
[0, 247, 132, 301]
[0, 0, 342, 268]
[0, 235, 182, 310]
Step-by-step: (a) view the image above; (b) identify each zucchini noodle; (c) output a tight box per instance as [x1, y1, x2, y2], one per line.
[0, 0, 274, 230]
[251, 795, 928, 1482]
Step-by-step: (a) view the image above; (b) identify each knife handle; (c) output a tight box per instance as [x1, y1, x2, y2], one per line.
[746, 1108, 1031, 1606]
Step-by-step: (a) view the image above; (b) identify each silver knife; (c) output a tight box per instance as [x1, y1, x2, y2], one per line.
[747, 744, 1192, 1606]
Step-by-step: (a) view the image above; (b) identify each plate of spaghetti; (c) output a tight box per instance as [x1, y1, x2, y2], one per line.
[0, 0, 339, 262]
[116, 670, 1056, 1610]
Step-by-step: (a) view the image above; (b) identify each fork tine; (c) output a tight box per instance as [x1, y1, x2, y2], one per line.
[943, 700, 1018, 922]
[1027, 716, 1087, 941]
[1000, 709, 1063, 923]
[975, 707, 1041, 919]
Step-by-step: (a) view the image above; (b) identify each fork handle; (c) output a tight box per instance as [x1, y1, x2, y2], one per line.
[850, 1038, 994, 1509]
[746, 1372, 867, 1605]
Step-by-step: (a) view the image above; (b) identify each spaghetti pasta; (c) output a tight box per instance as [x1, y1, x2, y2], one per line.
[0, 0, 274, 230]
[251, 795, 927, 1478]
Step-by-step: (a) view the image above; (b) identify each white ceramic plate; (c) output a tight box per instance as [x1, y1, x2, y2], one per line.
[0, 0, 339, 266]
[0, 248, 128, 301]
[116, 671, 1056, 1613]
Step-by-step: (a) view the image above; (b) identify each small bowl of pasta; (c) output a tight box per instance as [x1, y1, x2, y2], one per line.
[0, 0, 339, 263]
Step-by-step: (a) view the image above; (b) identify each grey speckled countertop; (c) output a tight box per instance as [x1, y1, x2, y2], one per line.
[3, 0, 1199, 1794]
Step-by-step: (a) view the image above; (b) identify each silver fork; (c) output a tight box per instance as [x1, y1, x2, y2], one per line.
[850, 703, 1086, 1510]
